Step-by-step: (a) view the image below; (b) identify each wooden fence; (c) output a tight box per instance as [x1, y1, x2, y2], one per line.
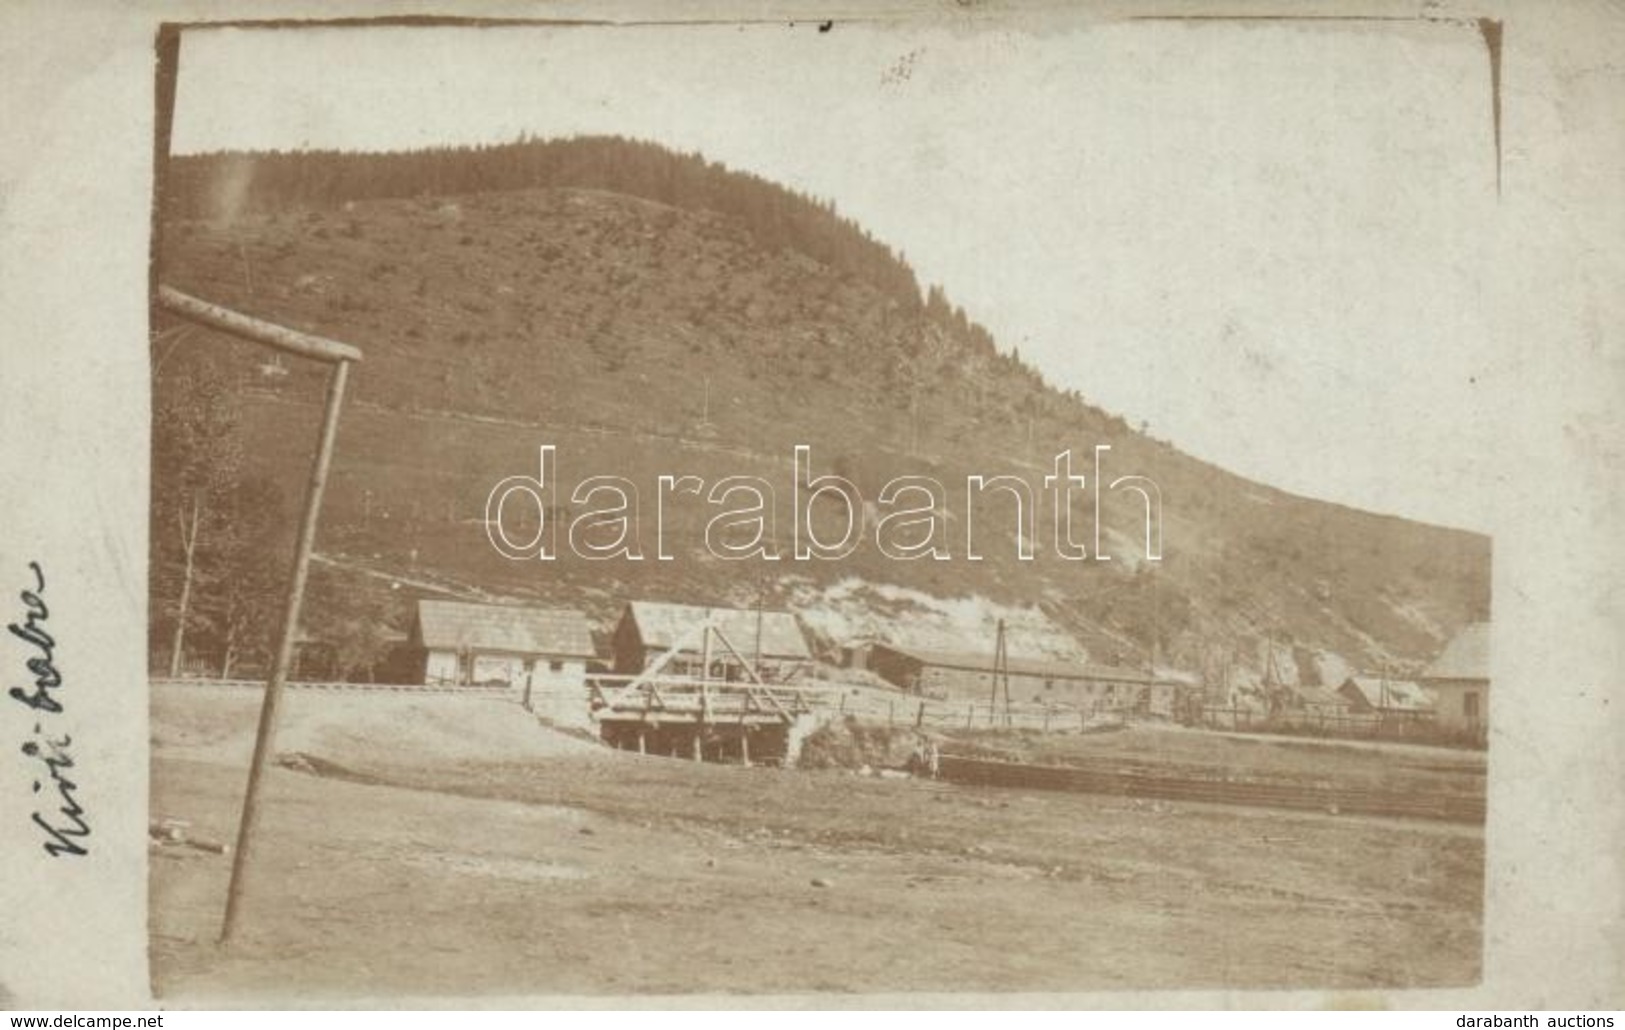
[160, 675, 1486, 750]
[153, 674, 1129, 735]
[149, 677, 514, 696]
[1197, 705, 1482, 747]
[937, 754, 1486, 824]
[829, 690, 1126, 733]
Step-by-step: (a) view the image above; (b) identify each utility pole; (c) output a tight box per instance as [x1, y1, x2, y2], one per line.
[1149, 563, 1161, 675]
[1379, 658, 1390, 734]
[696, 375, 715, 435]
[754, 581, 765, 682]
[1263, 629, 1282, 718]
[154, 288, 363, 947]
[698, 616, 713, 762]
[989, 619, 1011, 727]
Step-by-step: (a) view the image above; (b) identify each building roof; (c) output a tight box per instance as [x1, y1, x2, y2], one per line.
[621, 601, 811, 660]
[874, 642, 1160, 684]
[415, 600, 596, 659]
[1290, 683, 1351, 709]
[1340, 675, 1436, 712]
[1421, 622, 1491, 682]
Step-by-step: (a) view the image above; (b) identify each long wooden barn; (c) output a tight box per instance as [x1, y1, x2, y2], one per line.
[865, 642, 1169, 711]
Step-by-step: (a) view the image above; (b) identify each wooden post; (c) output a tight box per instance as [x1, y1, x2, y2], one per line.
[219, 357, 353, 945]
[637, 730, 646, 755]
[699, 624, 713, 728]
[740, 730, 751, 767]
[691, 730, 703, 762]
[990, 618, 1011, 727]
[916, 701, 926, 728]
[157, 288, 364, 948]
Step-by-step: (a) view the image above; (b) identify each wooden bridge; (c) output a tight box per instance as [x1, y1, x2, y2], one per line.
[585, 617, 827, 764]
[587, 676, 821, 765]
[588, 675, 817, 725]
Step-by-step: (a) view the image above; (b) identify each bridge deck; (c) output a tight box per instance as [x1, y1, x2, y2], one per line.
[588, 676, 818, 726]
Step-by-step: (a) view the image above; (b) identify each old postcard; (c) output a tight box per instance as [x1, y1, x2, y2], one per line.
[1, 0, 1621, 1011]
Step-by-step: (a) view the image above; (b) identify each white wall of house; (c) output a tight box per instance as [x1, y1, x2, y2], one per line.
[518, 658, 590, 729]
[530, 657, 587, 691]
[472, 653, 526, 686]
[1427, 679, 1488, 732]
[424, 649, 462, 686]
[423, 649, 587, 691]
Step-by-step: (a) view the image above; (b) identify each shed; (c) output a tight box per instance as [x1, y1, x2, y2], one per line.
[412, 599, 596, 689]
[1337, 675, 1436, 717]
[611, 600, 812, 682]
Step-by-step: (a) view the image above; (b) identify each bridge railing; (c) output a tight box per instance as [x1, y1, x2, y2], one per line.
[585, 674, 828, 717]
[583, 673, 1125, 732]
[816, 685, 1126, 732]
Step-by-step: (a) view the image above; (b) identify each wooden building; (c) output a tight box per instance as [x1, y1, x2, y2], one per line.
[1337, 675, 1436, 720]
[411, 599, 596, 690]
[866, 642, 1163, 710]
[1418, 622, 1490, 734]
[610, 600, 812, 682]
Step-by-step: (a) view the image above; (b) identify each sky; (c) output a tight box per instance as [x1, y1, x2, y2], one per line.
[170, 16, 1502, 532]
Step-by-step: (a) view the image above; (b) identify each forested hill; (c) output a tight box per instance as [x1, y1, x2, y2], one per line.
[153, 136, 1490, 687]
[166, 136, 980, 344]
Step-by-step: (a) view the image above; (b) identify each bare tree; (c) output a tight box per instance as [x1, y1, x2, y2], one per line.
[152, 352, 245, 675]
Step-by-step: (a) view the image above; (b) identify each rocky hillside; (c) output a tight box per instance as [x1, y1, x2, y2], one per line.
[152, 138, 1489, 685]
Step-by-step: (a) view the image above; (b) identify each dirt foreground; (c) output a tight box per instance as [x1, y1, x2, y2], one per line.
[149, 686, 1484, 1003]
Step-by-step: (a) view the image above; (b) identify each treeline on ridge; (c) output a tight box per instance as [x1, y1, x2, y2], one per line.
[164, 135, 1001, 354]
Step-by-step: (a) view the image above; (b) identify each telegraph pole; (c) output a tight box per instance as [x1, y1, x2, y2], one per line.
[989, 619, 1011, 726]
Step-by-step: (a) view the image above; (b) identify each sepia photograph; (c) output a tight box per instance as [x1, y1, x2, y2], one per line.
[1, 0, 1622, 1013]
[134, 12, 1513, 1002]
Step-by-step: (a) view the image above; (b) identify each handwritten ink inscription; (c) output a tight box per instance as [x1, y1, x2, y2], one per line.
[9, 562, 89, 857]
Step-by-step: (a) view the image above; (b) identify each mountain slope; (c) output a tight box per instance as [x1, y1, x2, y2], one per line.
[153, 141, 1490, 683]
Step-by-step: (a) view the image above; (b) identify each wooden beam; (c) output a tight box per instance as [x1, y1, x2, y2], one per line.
[699, 626, 712, 727]
[157, 286, 364, 364]
[705, 626, 767, 686]
[750, 684, 796, 724]
[602, 622, 706, 709]
[218, 337, 356, 945]
[598, 710, 787, 728]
